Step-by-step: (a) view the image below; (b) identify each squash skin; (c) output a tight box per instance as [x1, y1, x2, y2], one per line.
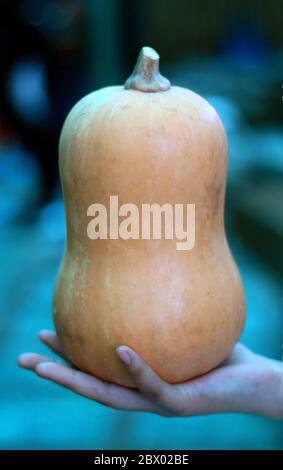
[54, 84, 245, 388]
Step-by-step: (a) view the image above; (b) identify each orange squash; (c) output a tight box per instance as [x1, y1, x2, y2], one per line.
[54, 47, 245, 387]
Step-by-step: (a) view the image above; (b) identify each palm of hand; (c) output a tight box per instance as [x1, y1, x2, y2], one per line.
[18, 331, 282, 418]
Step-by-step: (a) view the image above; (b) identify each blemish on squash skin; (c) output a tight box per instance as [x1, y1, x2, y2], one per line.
[64, 330, 85, 345]
[204, 182, 222, 217]
[78, 111, 91, 119]
[166, 107, 178, 113]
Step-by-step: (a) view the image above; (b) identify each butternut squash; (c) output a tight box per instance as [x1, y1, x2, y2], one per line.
[54, 47, 245, 387]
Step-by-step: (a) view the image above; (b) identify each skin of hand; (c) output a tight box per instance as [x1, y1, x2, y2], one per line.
[18, 330, 283, 419]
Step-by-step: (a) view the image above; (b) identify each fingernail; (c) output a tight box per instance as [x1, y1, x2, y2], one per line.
[38, 329, 50, 338]
[116, 346, 131, 366]
[35, 362, 53, 375]
[17, 353, 33, 366]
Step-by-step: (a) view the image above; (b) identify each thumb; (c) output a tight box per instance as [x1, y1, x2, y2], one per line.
[116, 346, 184, 414]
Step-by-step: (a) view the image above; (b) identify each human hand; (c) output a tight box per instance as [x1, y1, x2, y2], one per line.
[18, 331, 283, 419]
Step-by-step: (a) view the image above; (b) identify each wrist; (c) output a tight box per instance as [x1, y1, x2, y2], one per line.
[258, 358, 283, 419]
[273, 361, 283, 419]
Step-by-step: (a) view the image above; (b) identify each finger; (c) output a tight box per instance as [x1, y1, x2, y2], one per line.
[38, 330, 66, 359]
[35, 361, 157, 413]
[18, 353, 59, 371]
[116, 346, 182, 414]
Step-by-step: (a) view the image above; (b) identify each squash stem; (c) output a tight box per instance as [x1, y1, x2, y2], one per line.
[124, 47, 171, 92]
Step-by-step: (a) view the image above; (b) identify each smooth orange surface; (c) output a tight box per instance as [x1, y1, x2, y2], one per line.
[54, 84, 245, 387]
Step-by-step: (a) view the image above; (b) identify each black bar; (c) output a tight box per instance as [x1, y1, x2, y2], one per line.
[0, 450, 282, 465]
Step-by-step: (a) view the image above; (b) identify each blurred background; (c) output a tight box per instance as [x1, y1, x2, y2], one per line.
[0, 0, 282, 450]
